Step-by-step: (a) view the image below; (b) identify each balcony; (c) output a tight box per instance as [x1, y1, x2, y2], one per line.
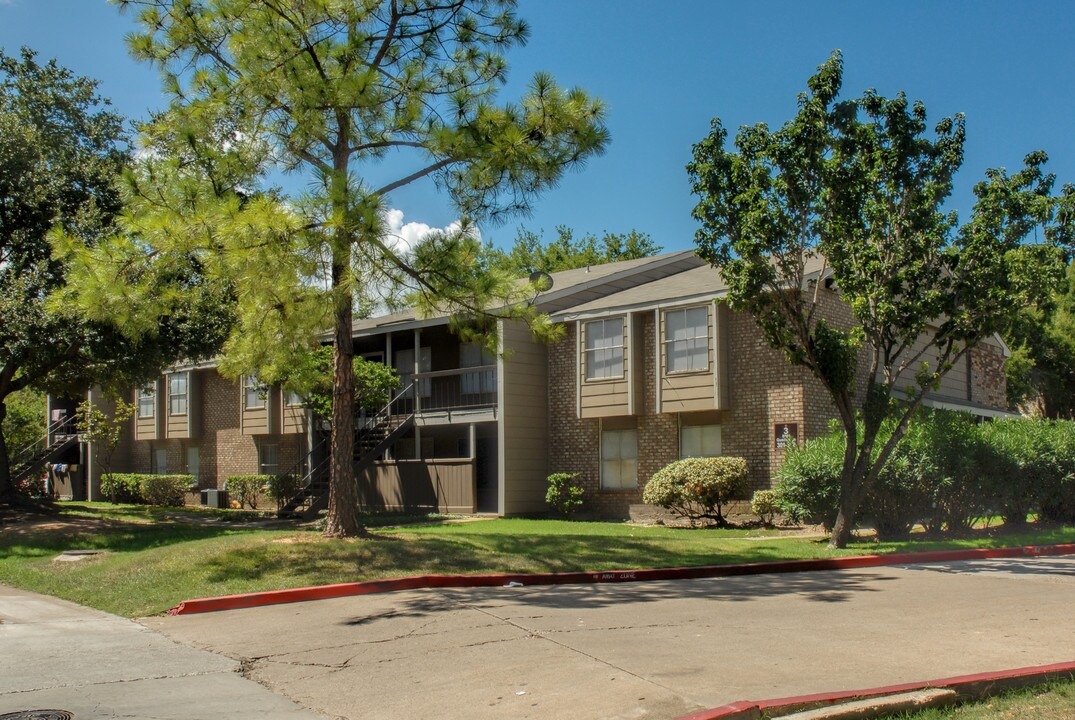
[411, 365, 498, 424]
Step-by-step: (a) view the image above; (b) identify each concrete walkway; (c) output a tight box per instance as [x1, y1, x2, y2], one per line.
[0, 585, 323, 720]
[144, 556, 1075, 720]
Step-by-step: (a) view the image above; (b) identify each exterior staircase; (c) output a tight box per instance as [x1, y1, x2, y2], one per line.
[10, 418, 78, 487]
[277, 385, 415, 519]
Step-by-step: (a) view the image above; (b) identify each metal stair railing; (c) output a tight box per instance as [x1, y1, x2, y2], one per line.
[11, 416, 79, 484]
[278, 384, 416, 518]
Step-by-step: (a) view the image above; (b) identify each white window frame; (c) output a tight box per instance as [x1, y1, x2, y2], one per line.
[600, 427, 638, 490]
[664, 305, 710, 374]
[243, 374, 266, 410]
[584, 318, 626, 381]
[137, 386, 155, 418]
[680, 424, 723, 459]
[258, 443, 279, 475]
[168, 373, 188, 416]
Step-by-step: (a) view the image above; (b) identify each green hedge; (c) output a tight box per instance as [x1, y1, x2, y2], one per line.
[774, 412, 1075, 537]
[101, 474, 196, 506]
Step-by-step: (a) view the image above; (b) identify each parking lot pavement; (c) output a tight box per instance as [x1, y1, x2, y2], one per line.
[144, 556, 1075, 720]
[0, 584, 324, 720]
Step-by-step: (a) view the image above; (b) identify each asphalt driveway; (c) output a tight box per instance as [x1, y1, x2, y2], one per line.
[144, 556, 1075, 720]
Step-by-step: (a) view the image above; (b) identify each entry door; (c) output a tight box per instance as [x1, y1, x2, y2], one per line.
[186, 447, 200, 483]
[395, 347, 431, 397]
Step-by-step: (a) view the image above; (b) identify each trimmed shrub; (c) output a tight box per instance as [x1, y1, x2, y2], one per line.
[979, 419, 1053, 527]
[751, 490, 779, 525]
[643, 456, 748, 525]
[264, 474, 304, 510]
[545, 472, 585, 519]
[140, 475, 195, 506]
[102, 473, 194, 506]
[774, 429, 844, 530]
[101, 473, 142, 504]
[224, 475, 270, 510]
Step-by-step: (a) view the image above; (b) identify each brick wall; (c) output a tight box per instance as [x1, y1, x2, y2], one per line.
[120, 369, 303, 494]
[970, 342, 1007, 409]
[548, 308, 811, 518]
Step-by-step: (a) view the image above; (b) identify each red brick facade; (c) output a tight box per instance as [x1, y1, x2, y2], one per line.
[119, 369, 304, 494]
[547, 289, 1010, 518]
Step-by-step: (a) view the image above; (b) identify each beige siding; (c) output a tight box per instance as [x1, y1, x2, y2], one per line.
[359, 460, 474, 513]
[281, 397, 306, 435]
[579, 316, 632, 419]
[164, 371, 191, 439]
[659, 303, 717, 413]
[888, 333, 970, 402]
[499, 319, 550, 515]
[241, 385, 278, 435]
[133, 380, 160, 441]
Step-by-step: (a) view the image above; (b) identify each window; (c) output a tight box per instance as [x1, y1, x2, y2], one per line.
[460, 342, 497, 395]
[584, 318, 625, 380]
[168, 373, 188, 415]
[681, 424, 722, 458]
[601, 428, 637, 489]
[243, 375, 266, 410]
[137, 386, 155, 418]
[153, 448, 168, 474]
[258, 443, 279, 475]
[665, 306, 709, 373]
[284, 389, 303, 407]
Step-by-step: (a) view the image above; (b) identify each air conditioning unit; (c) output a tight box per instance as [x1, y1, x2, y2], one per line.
[200, 489, 229, 509]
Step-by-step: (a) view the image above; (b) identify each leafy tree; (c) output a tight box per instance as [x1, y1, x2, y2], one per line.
[65, 1, 608, 536]
[488, 226, 662, 276]
[2, 389, 46, 464]
[0, 49, 231, 505]
[687, 52, 1074, 548]
[282, 346, 399, 419]
[77, 397, 136, 484]
[1004, 259, 1075, 418]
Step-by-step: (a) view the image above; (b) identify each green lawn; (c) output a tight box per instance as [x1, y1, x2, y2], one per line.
[1, 502, 1073, 617]
[888, 680, 1075, 719]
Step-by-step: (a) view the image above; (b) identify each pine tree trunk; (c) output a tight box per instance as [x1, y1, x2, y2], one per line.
[322, 250, 365, 538]
[0, 401, 14, 506]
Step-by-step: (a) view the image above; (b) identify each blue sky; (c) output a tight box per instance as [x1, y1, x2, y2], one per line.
[3, 1, 1074, 253]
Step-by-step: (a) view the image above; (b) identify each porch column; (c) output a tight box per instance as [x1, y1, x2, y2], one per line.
[469, 423, 476, 460]
[413, 328, 422, 413]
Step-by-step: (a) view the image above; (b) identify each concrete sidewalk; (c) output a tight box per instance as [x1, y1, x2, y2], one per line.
[146, 556, 1075, 720]
[0, 584, 324, 720]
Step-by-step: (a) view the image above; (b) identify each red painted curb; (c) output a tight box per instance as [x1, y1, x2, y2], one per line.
[677, 659, 1075, 719]
[167, 541, 1075, 615]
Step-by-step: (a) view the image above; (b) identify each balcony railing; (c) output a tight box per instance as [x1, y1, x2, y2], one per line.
[408, 365, 498, 414]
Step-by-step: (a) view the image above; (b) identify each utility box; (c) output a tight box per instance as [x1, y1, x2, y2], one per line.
[200, 488, 229, 509]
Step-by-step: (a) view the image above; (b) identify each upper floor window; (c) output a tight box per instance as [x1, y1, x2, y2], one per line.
[460, 342, 497, 395]
[680, 424, 722, 458]
[665, 306, 709, 373]
[244, 375, 266, 410]
[168, 373, 188, 415]
[584, 318, 625, 380]
[137, 386, 155, 418]
[284, 389, 303, 407]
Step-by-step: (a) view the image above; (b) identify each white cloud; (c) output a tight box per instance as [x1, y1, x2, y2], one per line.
[381, 208, 479, 253]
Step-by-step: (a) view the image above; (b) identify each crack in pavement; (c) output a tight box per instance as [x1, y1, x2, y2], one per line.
[0, 668, 238, 696]
[453, 594, 710, 708]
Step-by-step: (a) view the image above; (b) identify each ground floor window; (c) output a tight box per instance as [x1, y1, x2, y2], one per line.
[153, 447, 168, 474]
[258, 443, 279, 475]
[680, 424, 722, 458]
[601, 428, 637, 489]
